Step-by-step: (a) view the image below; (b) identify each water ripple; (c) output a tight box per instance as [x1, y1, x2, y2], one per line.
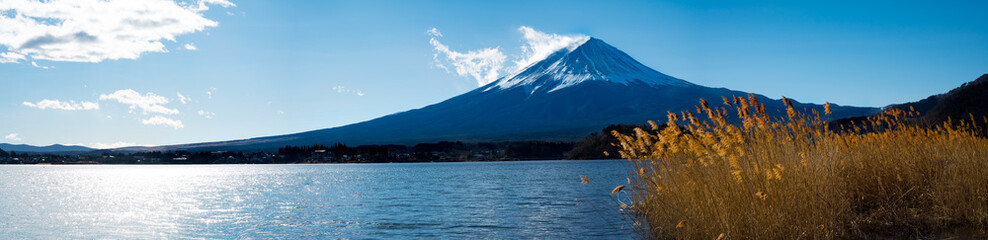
[0, 161, 632, 239]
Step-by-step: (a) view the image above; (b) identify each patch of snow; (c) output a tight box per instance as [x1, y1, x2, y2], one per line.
[486, 38, 692, 94]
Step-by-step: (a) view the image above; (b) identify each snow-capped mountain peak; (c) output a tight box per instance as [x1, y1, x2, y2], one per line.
[128, 35, 878, 151]
[486, 37, 693, 93]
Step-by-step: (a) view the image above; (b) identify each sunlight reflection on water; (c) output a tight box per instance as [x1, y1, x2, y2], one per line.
[0, 160, 632, 239]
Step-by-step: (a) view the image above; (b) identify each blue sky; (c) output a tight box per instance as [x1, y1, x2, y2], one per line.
[1, 0, 986, 148]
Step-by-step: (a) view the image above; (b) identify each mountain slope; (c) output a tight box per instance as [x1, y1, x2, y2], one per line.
[126, 38, 878, 152]
[0, 143, 95, 152]
[886, 74, 988, 124]
[917, 74, 988, 124]
[490, 38, 693, 92]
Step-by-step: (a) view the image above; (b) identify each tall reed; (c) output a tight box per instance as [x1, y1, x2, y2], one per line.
[612, 94, 988, 239]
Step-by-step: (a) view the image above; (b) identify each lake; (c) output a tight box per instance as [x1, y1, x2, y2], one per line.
[0, 160, 635, 239]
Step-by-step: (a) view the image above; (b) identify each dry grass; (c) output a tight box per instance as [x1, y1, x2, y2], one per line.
[611, 94, 988, 239]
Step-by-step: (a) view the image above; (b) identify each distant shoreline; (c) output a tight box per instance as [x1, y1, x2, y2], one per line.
[4, 158, 614, 166]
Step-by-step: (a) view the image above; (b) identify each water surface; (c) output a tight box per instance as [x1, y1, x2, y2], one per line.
[0, 160, 633, 239]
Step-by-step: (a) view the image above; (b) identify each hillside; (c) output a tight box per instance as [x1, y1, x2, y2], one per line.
[120, 38, 877, 152]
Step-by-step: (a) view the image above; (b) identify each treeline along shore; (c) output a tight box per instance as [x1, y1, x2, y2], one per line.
[0, 127, 639, 164]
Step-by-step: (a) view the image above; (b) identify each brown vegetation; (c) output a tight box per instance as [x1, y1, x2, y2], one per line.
[611, 94, 988, 239]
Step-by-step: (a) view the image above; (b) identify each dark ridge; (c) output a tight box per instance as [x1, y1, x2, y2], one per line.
[830, 74, 988, 136]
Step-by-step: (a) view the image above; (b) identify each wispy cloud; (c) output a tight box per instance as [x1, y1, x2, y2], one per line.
[99, 89, 178, 115]
[22, 99, 99, 110]
[5, 133, 22, 141]
[0, 52, 25, 63]
[514, 26, 589, 71]
[176, 92, 191, 104]
[24, 89, 191, 129]
[192, 0, 236, 12]
[207, 87, 216, 99]
[332, 86, 365, 96]
[428, 27, 506, 86]
[426, 28, 443, 37]
[427, 26, 588, 86]
[197, 109, 215, 119]
[31, 61, 52, 69]
[0, 0, 234, 63]
[184, 43, 198, 51]
[142, 116, 184, 129]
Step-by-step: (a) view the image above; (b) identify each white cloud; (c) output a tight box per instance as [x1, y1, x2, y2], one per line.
[0, 0, 235, 63]
[99, 89, 178, 115]
[332, 86, 365, 96]
[142, 116, 184, 129]
[192, 0, 236, 12]
[0, 52, 26, 63]
[22, 99, 99, 110]
[432, 59, 450, 72]
[30, 61, 52, 69]
[197, 109, 215, 119]
[514, 26, 589, 71]
[184, 43, 198, 50]
[207, 87, 216, 99]
[176, 92, 191, 104]
[427, 26, 590, 86]
[5, 133, 22, 141]
[429, 29, 506, 86]
[426, 28, 442, 37]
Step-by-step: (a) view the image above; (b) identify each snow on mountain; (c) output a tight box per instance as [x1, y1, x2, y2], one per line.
[123, 37, 879, 152]
[487, 37, 693, 93]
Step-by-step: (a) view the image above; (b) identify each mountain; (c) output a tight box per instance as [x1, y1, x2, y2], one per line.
[922, 74, 988, 123]
[489, 37, 694, 93]
[895, 74, 988, 123]
[828, 74, 988, 134]
[127, 37, 878, 152]
[0, 143, 95, 152]
[881, 74, 988, 126]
